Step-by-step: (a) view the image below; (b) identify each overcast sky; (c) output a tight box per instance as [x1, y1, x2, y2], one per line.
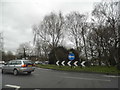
[0, 0, 103, 53]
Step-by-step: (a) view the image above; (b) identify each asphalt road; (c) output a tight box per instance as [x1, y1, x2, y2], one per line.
[1, 68, 120, 89]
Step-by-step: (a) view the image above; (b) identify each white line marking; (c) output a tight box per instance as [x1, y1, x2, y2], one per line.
[37, 68, 50, 70]
[103, 75, 120, 78]
[37, 68, 42, 69]
[61, 76, 111, 82]
[5, 84, 20, 89]
[44, 69, 51, 70]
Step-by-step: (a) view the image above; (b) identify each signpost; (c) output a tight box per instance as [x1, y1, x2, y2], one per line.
[68, 52, 75, 68]
[61, 61, 65, 66]
[67, 61, 71, 66]
[68, 52, 75, 61]
[81, 61, 86, 67]
[74, 61, 78, 66]
[56, 52, 86, 67]
[56, 61, 59, 66]
[56, 60, 86, 67]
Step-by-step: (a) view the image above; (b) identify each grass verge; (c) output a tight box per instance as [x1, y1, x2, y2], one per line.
[36, 64, 120, 75]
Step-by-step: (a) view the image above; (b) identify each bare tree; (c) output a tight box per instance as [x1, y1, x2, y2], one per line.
[42, 12, 64, 48]
[65, 12, 88, 61]
[16, 42, 33, 59]
[33, 12, 64, 63]
[91, 0, 120, 65]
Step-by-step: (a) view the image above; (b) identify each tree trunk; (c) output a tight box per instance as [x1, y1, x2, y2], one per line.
[82, 29, 88, 62]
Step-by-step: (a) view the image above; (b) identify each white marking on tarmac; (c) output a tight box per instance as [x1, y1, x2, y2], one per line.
[5, 84, 20, 89]
[60, 76, 111, 82]
[37, 68, 42, 69]
[37, 68, 50, 70]
[103, 75, 120, 78]
[44, 69, 51, 70]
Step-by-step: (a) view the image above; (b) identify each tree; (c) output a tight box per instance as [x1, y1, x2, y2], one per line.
[33, 12, 64, 48]
[2, 51, 16, 62]
[33, 12, 64, 63]
[49, 46, 68, 64]
[91, 1, 120, 66]
[65, 12, 88, 61]
[16, 42, 33, 59]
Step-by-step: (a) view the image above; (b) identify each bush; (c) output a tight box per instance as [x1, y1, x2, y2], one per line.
[116, 63, 120, 70]
[36, 64, 120, 74]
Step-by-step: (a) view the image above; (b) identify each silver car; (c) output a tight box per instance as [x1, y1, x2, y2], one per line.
[2, 60, 35, 75]
[0, 63, 4, 69]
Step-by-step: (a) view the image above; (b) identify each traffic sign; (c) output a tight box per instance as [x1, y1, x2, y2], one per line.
[61, 61, 65, 66]
[81, 61, 86, 67]
[56, 61, 59, 66]
[67, 61, 71, 66]
[56, 60, 86, 67]
[74, 61, 78, 66]
[68, 52, 75, 60]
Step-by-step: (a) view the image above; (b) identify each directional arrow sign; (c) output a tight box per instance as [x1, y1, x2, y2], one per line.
[74, 61, 78, 66]
[81, 61, 86, 67]
[68, 53, 75, 60]
[56, 61, 59, 66]
[67, 61, 71, 66]
[62, 61, 65, 66]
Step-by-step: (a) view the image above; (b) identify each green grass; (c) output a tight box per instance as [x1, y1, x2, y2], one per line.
[36, 64, 120, 74]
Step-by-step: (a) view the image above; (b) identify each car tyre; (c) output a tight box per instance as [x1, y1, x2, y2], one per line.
[13, 69, 18, 76]
[27, 72, 31, 75]
[1, 69, 4, 74]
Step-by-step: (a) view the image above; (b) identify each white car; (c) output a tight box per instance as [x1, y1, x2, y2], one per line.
[34, 61, 42, 64]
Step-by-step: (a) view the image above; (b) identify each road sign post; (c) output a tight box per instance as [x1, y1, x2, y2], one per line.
[68, 52, 75, 68]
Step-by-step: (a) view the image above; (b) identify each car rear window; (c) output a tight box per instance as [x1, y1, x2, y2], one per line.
[23, 61, 33, 65]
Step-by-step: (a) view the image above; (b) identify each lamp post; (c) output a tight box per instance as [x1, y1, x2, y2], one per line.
[0, 33, 4, 61]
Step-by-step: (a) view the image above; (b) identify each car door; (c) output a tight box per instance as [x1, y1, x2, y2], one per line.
[14, 61, 22, 69]
[8, 61, 16, 73]
[3, 61, 12, 73]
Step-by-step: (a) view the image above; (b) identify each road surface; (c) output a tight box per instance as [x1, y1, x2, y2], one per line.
[1, 68, 120, 89]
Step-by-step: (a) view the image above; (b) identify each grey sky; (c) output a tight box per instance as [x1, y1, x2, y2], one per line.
[0, 0, 102, 53]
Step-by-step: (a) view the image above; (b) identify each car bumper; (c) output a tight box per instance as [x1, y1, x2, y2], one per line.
[17, 67, 35, 72]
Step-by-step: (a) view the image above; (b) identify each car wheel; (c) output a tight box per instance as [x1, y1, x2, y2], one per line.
[27, 72, 31, 74]
[13, 69, 18, 76]
[1, 69, 4, 74]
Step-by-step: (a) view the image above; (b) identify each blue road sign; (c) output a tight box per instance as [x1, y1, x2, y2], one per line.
[68, 53, 75, 60]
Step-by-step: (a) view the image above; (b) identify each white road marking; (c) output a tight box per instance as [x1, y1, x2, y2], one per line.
[37, 68, 50, 70]
[60, 76, 111, 82]
[5, 84, 20, 89]
[103, 75, 120, 78]
[37, 68, 42, 69]
[34, 89, 41, 90]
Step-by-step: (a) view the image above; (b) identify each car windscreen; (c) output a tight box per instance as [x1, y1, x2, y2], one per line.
[23, 61, 33, 65]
